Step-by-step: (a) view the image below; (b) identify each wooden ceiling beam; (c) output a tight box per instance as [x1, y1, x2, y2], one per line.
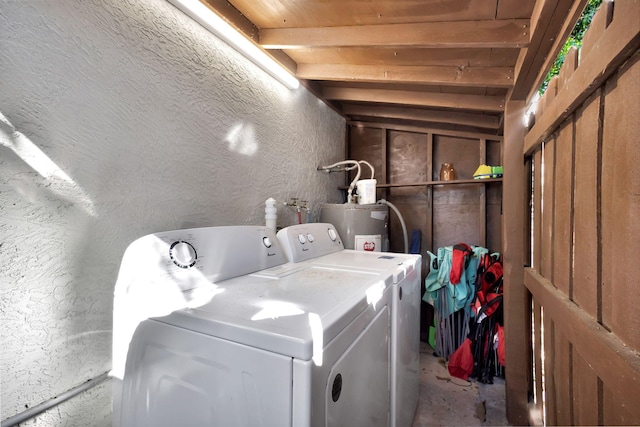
[324, 87, 505, 112]
[297, 64, 514, 87]
[341, 104, 501, 129]
[285, 47, 502, 67]
[260, 20, 530, 49]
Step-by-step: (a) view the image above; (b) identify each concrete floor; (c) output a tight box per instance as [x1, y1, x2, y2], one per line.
[412, 342, 509, 426]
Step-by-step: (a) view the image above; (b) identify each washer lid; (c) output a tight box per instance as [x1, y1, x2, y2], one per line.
[153, 264, 393, 360]
[310, 250, 421, 283]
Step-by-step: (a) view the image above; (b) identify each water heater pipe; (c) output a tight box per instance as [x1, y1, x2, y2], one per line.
[317, 160, 361, 204]
[378, 199, 408, 254]
[358, 160, 375, 179]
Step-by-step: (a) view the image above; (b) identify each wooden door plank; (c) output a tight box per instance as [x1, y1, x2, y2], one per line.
[572, 350, 599, 426]
[525, 269, 640, 422]
[533, 149, 543, 271]
[552, 119, 573, 297]
[580, 0, 615, 60]
[558, 46, 579, 91]
[524, 0, 640, 153]
[540, 138, 555, 280]
[532, 300, 544, 424]
[573, 90, 600, 318]
[544, 314, 557, 426]
[554, 332, 572, 425]
[603, 383, 636, 425]
[601, 53, 640, 350]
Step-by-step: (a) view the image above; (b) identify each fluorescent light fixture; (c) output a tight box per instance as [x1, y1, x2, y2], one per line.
[167, 0, 299, 90]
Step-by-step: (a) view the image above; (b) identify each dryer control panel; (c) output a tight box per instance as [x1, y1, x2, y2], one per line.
[115, 226, 287, 297]
[276, 223, 344, 263]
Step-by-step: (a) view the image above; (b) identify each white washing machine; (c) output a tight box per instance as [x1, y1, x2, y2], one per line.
[111, 226, 394, 427]
[277, 223, 422, 427]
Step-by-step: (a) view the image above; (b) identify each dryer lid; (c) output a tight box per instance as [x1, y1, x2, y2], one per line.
[153, 265, 393, 360]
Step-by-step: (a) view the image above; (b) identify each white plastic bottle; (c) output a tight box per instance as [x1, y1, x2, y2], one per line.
[265, 198, 277, 232]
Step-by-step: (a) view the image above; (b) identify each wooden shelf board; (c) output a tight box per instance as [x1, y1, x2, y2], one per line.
[339, 177, 502, 190]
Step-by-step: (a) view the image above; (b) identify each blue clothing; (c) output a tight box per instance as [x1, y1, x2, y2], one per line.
[423, 245, 489, 317]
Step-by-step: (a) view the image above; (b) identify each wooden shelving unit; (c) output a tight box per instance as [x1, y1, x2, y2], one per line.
[347, 125, 504, 253]
[340, 177, 502, 190]
[376, 178, 502, 188]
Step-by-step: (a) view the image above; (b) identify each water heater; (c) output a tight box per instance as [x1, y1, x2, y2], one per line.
[320, 203, 389, 252]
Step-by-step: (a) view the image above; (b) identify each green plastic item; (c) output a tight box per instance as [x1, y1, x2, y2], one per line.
[428, 325, 436, 349]
[428, 312, 437, 349]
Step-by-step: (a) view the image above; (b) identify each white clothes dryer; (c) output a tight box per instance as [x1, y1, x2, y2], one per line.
[112, 226, 394, 427]
[277, 223, 422, 427]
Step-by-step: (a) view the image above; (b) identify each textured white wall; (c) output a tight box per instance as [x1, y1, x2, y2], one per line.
[0, 0, 345, 424]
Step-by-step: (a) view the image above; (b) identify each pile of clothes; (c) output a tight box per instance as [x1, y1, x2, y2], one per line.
[423, 243, 505, 384]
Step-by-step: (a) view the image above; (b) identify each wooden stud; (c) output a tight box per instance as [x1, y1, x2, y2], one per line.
[479, 139, 487, 247]
[503, 100, 529, 425]
[426, 133, 433, 252]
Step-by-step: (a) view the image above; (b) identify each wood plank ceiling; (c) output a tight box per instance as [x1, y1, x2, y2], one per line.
[201, 0, 586, 136]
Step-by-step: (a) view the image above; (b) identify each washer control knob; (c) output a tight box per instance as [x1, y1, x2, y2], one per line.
[169, 241, 197, 268]
[263, 237, 272, 248]
[297, 234, 307, 244]
[328, 228, 337, 241]
[306, 233, 315, 243]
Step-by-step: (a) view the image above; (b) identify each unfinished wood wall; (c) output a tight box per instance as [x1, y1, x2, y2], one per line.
[348, 125, 502, 261]
[524, 1, 640, 424]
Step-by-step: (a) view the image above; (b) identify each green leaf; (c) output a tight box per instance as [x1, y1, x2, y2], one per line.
[539, 0, 603, 95]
